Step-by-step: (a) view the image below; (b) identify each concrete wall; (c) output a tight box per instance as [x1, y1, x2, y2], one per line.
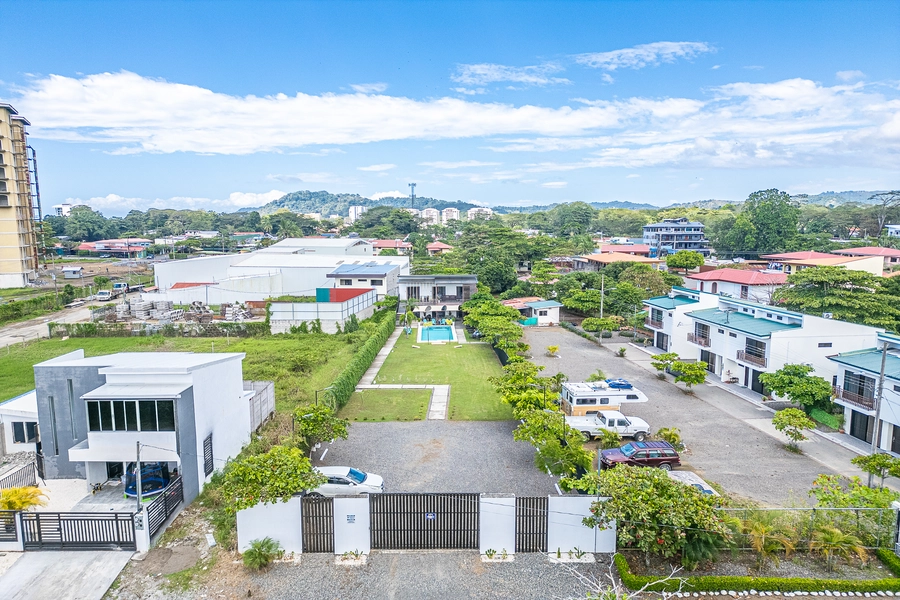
[153, 254, 242, 289]
[479, 495, 516, 555]
[547, 496, 616, 554]
[269, 292, 377, 334]
[333, 496, 371, 555]
[237, 498, 304, 554]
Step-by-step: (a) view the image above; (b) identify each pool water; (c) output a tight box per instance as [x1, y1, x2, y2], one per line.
[419, 325, 455, 342]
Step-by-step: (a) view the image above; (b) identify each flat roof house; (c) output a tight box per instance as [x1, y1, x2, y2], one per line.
[398, 274, 477, 319]
[832, 246, 900, 271]
[642, 287, 720, 355]
[0, 391, 39, 456]
[326, 262, 400, 298]
[761, 251, 885, 277]
[32, 350, 268, 503]
[573, 252, 662, 272]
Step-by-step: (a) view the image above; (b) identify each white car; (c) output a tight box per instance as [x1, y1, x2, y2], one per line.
[307, 467, 384, 497]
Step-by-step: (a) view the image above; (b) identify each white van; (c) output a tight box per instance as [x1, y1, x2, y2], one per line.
[559, 381, 649, 416]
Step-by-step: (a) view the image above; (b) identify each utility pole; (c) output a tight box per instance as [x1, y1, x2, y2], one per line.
[600, 274, 605, 319]
[869, 341, 889, 487]
[135, 441, 143, 513]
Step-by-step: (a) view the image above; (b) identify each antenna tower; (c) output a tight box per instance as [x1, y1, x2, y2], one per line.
[408, 183, 416, 209]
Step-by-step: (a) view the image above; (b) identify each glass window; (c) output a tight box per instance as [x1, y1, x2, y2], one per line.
[576, 397, 597, 405]
[340, 279, 352, 286]
[648, 450, 661, 458]
[818, 342, 832, 348]
[113, 401, 127, 431]
[620, 443, 636, 457]
[729, 332, 737, 338]
[67, 379, 77, 439]
[371, 279, 383, 286]
[626, 394, 639, 400]
[124, 402, 138, 431]
[347, 468, 366, 484]
[99, 401, 114, 431]
[87, 402, 101, 431]
[156, 401, 176, 431]
[139, 401, 157, 431]
[12, 422, 25, 443]
[25, 422, 37, 443]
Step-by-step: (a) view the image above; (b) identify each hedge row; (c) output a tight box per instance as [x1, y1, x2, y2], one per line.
[614, 551, 900, 593]
[329, 314, 396, 409]
[0, 294, 59, 325]
[48, 321, 269, 338]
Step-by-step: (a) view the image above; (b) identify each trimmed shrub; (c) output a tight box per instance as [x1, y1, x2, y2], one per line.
[242, 537, 283, 571]
[330, 315, 395, 408]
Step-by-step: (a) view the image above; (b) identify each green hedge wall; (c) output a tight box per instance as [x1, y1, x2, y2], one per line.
[330, 315, 396, 409]
[0, 294, 59, 326]
[614, 551, 900, 593]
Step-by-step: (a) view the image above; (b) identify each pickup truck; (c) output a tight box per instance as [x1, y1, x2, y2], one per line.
[565, 410, 650, 442]
[96, 288, 123, 302]
[113, 282, 129, 295]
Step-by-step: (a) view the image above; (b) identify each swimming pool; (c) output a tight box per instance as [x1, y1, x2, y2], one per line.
[417, 325, 457, 343]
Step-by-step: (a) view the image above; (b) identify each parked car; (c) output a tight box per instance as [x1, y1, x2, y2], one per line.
[599, 441, 681, 471]
[565, 410, 650, 441]
[306, 466, 384, 497]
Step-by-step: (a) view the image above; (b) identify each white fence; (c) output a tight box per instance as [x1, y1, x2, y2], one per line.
[244, 380, 275, 432]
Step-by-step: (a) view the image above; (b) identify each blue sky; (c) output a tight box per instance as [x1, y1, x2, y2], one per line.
[2, 0, 898, 216]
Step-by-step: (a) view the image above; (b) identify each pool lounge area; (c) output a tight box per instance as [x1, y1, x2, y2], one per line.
[417, 325, 458, 343]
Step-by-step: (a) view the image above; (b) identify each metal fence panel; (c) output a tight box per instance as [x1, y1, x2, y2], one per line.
[515, 496, 548, 552]
[370, 493, 479, 550]
[0, 463, 37, 490]
[147, 476, 184, 538]
[0, 510, 19, 543]
[22, 512, 136, 551]
[302, 496, 334, 553]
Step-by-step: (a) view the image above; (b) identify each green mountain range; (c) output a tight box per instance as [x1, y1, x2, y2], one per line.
[247, 189, 892, 216]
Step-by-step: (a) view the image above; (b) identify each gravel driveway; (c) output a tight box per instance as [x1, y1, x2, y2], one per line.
[319, 421, 559, 495]
[523, 327, 838, 506]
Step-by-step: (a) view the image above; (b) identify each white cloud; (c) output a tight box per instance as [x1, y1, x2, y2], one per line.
[357, 163, 396, 172]
[626, 174, 640, 178]
[350, 82, 388, 94]
[744, 65, 765, 70]
[267, 172, 339, 183]
[64, 189, 286, 215]
[369, 190, 406, 200]
[452, 63, 570, 86]
[452, 87, 486, 95]
[574, 42, 713, 71]
[293, 148, 345, 156]
[711, 65, 721, 70]
[419, 160, 501, 169]
[541, 181, 567, 188]
[836, 70, 865, 82]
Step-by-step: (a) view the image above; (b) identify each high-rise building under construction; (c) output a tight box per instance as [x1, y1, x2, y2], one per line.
[0, 104, 40, 288]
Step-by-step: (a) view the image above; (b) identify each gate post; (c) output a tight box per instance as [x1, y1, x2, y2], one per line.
[479, 495, 515, 556]
[135, 511, 151, 553]
[333, 496, 370, 555]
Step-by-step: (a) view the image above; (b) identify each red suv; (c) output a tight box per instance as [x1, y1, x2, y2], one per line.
[600, 441, 681, 471]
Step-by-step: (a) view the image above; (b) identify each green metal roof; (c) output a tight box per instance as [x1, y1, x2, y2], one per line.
[829, 349, 900, 381]
[644, 295, 698, 310]
[686, 307, 799, 338]
[525, 300, 563, 309]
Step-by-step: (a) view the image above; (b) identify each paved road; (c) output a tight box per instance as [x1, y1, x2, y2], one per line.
[0, 304, 92, 349]
[523, 327, 879, 506]
[0, 551, 132, 600]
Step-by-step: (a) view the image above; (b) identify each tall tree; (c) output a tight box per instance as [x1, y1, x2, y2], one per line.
[665, 250, 704, 274]
[773, 266, 900, 330]
[758, 364, 833, 411]
[743, 189, 800, 253]
[869, 191, 900, 234]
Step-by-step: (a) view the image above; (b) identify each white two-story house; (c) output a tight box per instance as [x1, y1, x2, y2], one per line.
[33, 351, 267, 503]
[828, 333, 900, 448]
[642, 287, 719, 356]
[683, 298, 882, 394]
[684, 269, 787, 304]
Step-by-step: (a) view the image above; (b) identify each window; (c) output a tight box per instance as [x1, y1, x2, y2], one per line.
[576, 397, 597, 405]
[157, 401, 175, 430]
[370, 279, 383, 286]
[729, 332, 737, 338]
[12, 422, 37, 444]
[766, 313, 772, 318]
[626, 394, 639, 400]
[139, 400, 157, 431]
[538, 310, 548, 316]
[718, 329, 724, 334]
[339, 279, 352, 286]
[894, 384, 900, 393]
[203, 434, 214, 476]
[357, 279, 367, 283]
[48, 396, 58, 455]
[87, 400, 176, 432]
[777, 316, 783, 320]
[67, 379, 77, 439]
[818, 342, 833, 348]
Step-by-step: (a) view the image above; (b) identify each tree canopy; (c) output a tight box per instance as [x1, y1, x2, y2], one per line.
[758, 364, 833, 411]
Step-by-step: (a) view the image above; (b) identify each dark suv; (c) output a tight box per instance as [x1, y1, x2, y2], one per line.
[599, 441, 681, 471]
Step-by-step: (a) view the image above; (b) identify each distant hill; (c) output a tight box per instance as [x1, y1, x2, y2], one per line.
[254, 190, 477, 216]
[247, 188, 892, 217]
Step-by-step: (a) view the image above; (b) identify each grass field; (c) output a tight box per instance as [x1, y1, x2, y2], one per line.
[375, 341, 512, 420]
[340, 388, 431, 421]
[0, 335, 356, 412]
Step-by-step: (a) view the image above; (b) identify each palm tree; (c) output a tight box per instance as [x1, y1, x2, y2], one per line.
[0, 486, 47, 511]
[743, 512, 796, 570]
[809, 525, 867, 572]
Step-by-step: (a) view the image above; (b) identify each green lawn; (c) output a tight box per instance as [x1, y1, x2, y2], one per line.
[375, 341, 512, 420]
[340, 388, 430, 421]
[0, 335, 356, 412]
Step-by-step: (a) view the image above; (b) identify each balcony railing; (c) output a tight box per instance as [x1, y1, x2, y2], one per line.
[645, 317, 663, 329]
[832, 386, 875, 411]
[687, 332, 711, 347]
[736, 350, 767, 368]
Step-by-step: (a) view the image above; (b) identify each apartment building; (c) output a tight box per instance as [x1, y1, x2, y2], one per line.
[348, 205, 368, 223]
[642, 217, 710, 257]
[0, 104, 39, 288]
[467, 207, 493, 220]
[441, 207, 460, 224]
[642, 287, 719, 355]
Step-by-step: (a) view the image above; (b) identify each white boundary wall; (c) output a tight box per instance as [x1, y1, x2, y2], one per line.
[479, 495, 516, 554]
[547, 496, 616, 554]
[236, 498, 303, 554]
[333, 496, 371, 555]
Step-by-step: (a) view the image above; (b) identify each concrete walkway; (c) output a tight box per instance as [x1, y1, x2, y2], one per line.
[0, 550, 133, 600]
[355, 327, 452, 419]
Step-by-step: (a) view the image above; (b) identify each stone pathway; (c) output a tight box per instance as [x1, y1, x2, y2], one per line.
[355, 327, 451, 419]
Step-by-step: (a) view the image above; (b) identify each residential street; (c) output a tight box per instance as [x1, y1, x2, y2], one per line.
[523, 327, 886, 506]
[0, 304, 92, 350]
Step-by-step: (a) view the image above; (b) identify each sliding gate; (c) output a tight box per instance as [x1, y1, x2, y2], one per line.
[21, 512, 136, 550]
[370, 493, 479, 550]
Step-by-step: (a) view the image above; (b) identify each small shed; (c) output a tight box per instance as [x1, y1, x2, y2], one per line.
[524, 300, 563, 326]
[62, 266, 84, 279]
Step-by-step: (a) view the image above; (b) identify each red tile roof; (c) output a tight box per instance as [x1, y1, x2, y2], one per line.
[170, 282, 214, 290]
[760, 251, 835, 260]
[426, 242, 453, 250]
[372, 239, 412, 249]
[832, 246, 900, 258]
[688, 269, 787, 285]
[599, 244, 650, 254]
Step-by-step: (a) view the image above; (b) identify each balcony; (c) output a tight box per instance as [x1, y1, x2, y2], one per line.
[832, 386, 875, 411]
[736, 350, 767, 368]
[687, 332, 711, 347]
[645, 317, 663, 329]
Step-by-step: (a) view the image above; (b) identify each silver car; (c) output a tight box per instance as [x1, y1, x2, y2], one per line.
[307, 467, 384, 497]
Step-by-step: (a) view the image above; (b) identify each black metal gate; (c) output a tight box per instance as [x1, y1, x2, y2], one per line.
[147, 476, 184, 538]
[21, 512, 136, 550]
[302, 496, 334, 553]
[515, 496, 548, 552]
[370, 493, 479, 550]
[0, 510, 19, 544]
